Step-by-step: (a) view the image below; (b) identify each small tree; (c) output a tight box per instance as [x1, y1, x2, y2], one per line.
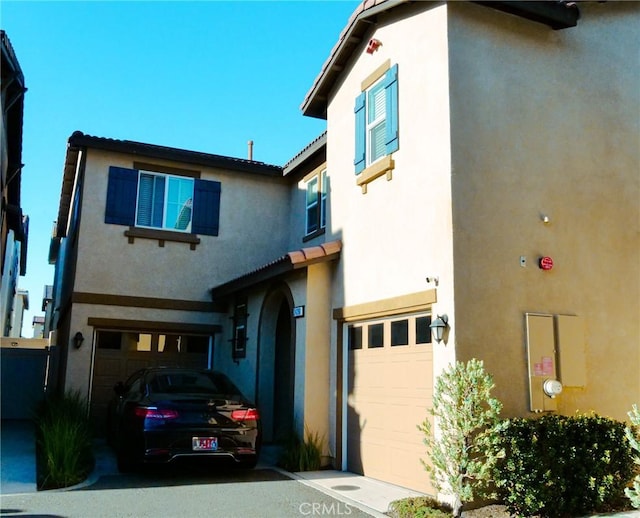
[418, 359, 502, 518]
[625, 404, 640, 509]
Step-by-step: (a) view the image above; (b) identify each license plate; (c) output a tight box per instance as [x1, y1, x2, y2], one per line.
[192, 437, 218, 451]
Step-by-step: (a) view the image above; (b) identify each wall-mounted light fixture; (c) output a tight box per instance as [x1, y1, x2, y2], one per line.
[366, 38, 382, 54]
[425, 276, 439, 287]
[430, 314, 449, 344]
[73, 331, 84, 349]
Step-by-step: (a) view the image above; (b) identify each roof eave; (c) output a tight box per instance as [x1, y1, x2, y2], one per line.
[211, 240, 342, 300]
[55, 144, 80, 238]
[283, 132, 327, 177]
[472, 1, 580, 30]
[301, 0, 580, 119]
[67, 132, 283, 177]
[301, 0, 409, 120]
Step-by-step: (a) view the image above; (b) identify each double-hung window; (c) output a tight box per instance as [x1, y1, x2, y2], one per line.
[105, 166, 221, 237]
[136, 171, 194, 232]
[366, 80, 388, 165]
[305, 169, 327, 238]
[354, 61, 399, 179]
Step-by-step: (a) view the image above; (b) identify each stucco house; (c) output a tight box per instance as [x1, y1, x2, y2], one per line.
[1, 30, 29, 338]
[49, 1, 639, 495]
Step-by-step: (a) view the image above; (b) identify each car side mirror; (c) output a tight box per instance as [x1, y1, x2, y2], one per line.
[114, 381, 126, 396]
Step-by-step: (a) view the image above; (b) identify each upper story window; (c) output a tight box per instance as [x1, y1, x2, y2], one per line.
[366, 80, 388, 165]
[354, 61, 399, 190]
[105, 166, 221, 237]
[136, 172, 194, 232]
[305, 168, 327, 239]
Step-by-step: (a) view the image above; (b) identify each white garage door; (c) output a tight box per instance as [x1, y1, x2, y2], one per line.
[346, 313, 434, 494]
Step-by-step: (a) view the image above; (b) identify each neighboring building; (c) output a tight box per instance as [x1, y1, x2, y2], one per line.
[1, 30, 28, 337]
[49, 1, 639, 496]
[7, 288, 28, 338]
[32, 315, 45, 338]
[41, 284, 54, 337]
[49, 131, 289, 428]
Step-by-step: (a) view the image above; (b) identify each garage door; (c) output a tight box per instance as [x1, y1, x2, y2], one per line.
[347, 313, 434, 494]
[90, 330, 210, 433]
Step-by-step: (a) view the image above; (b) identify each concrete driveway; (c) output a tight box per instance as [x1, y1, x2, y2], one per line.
[1, 474, 377, 518]
[0, 424, 417, 517]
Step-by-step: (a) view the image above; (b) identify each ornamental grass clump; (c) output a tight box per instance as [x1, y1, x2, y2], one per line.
[36, 390, 94, 490]
[278, 428, 324, 472]
[418, 359, 502, 518]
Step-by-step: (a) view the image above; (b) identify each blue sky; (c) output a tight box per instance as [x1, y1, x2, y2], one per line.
[2, 0, 360, 336]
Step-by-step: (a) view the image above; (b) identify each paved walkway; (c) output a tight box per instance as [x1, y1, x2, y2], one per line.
[0, 419, 37, 495]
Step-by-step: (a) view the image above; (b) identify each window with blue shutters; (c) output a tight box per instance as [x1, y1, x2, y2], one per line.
[354, 63, 399, 178]
[304, 168, 327, 240]
[105, 166, 221, 237]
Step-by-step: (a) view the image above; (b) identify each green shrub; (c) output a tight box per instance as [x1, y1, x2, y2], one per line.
[625, 404, 640, 508]
[36, 390, 94, 490]
[388, 496, 453, 518]
[418, 359, 502, 517]
[491, 413, 635, 517]
[278, 428, 324, 472]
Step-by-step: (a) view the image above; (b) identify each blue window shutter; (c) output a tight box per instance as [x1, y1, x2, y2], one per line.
[105, 166, 138, 226]
[152, 176, 165, 228]
[192, 179, 221, 236]
[384, 64, 399, 154]
[354, 92, 366, 174]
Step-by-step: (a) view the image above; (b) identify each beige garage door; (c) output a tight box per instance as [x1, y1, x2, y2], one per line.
[347, 313, 434, 494]
[90, 330, 210, 434]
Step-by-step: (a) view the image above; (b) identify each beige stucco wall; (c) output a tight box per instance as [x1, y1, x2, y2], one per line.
[447, 1, 640, 420]
[327, 1, 456, 367]
[75, 150, 289, 299]
[324, 2, 457, 464]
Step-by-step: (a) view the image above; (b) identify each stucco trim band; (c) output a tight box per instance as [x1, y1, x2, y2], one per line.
[333, 288, 437, 322]
[86, 317, 221, 335]
[73, 291, 215, 312]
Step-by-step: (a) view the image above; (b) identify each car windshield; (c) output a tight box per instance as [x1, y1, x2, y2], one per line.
[148, 371, 240, 397]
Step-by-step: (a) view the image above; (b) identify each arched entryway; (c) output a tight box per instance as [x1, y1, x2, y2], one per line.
[257, 283, 295, 444]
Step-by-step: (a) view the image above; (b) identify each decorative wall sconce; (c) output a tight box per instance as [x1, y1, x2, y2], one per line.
[366, 38, 382, 54]
[73, 331, 84, 349]
[430, 314, 449, 344]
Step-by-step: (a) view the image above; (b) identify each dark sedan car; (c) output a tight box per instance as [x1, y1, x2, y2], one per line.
[108, 367, 261, 472]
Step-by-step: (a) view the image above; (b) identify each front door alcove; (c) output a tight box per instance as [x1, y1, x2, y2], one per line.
[257, 284, 295, 444]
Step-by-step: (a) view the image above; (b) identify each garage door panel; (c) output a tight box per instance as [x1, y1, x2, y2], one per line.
[347, 314, 434, 494]
[389, 445, 430, 492]
[359, 439, 389, 473]
[93, 356, 120, 376]
[90, 330, 209, 436]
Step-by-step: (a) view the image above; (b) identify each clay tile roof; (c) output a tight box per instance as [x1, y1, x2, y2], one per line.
[211, 240, 342, 299]
[67, 131, 282, 175]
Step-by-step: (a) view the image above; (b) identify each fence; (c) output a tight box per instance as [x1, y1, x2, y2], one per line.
[0, 341, 58, 420]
